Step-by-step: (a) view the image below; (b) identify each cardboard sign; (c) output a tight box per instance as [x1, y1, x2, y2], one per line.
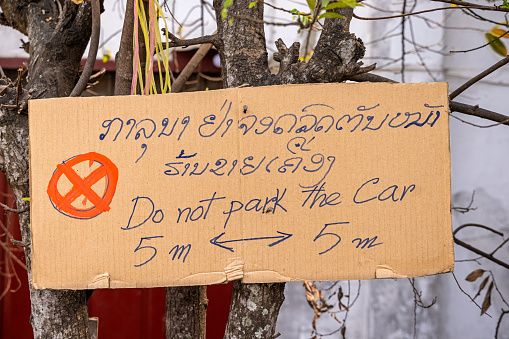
[29, 83, 453, 289]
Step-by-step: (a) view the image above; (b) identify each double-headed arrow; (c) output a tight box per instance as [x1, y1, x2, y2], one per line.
[210, 231, 293, 252]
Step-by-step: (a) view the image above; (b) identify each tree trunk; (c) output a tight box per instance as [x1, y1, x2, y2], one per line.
[114, 2, 209, 337]
[166, 286, 208, 339]
[211, 1, 365, 337]
[0, 0, 95, 337]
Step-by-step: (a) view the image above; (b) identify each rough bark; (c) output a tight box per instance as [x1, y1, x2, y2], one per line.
[213, 0, 272, 88]
[213, 1, 285, 338]
[114, 0, 135, 96]
[166, 286, 208, 339]
[224, 281, 285, 339]
[113, 2, 208, 337]
[212, 1, 365, 338]
[0, 0, 28, 35]
[0, 0, 96, 337]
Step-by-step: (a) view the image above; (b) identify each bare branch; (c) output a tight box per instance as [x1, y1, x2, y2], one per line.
[0, 239, 27, 270]
[353, 6, 471, 21]
[452, 272, 490, 316]
[450, 55, 509, 99]
[115, 0, 134, 95]
[70, 0, 100, 97]
[430, 0, 509, 12]
[171, 41, 214, 93]
[451, 30, 509, 54]
[163, 31, 219, 49]
[0, 201, 27, 214]
[450, 102, 509, 127]
[349, 73, 509, 127]
[495, 309, 509, 339]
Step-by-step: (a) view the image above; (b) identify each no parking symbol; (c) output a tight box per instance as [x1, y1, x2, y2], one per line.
[47, 152, 119, 219]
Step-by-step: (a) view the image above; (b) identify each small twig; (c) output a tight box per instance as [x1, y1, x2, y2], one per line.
[0, 65, 5, 78]
[430, 0, 509, 12]
[454, 224, 509, 270]
[162, 31, 217, 49]
[451, 191, 476, 213]
[409, 278, 437, 308]
[10, 238, 28, 247]
[488, 271, 509, 307]
[349, 73, 509, 127]
[451, 29, 509, 54]
[450, 113, 509, 128]
[70, 0, 100, 97]
[353, 6, 469, 21]
[15, 68, 22, 109]
[0, 201, 28, 214]
[12, 68, 28, 88]
[495, 309, 509, 339]
[450, 54, 509, 99]
[0, 240, 27, 270]
[452, 272, 490, 316]
[198, 72, 222, 81]
[450, 102, 509, 127]
[231, 14, 299, 27]
[171, 33, 216, 93]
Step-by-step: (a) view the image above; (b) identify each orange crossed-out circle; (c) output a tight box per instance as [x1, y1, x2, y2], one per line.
[47, 152, 119, 220]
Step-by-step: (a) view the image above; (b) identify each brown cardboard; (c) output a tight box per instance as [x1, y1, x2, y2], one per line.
[29, 82, 453, 289]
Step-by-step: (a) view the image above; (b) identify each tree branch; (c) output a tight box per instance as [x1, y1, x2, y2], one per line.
[449, 102, 509, 126]
[114, 0, 134, 95]
[353, 6, 472, 21]
[0, 0, 29, 35]
[70, 0, 100, 97]
[349, 73, 509, 126]
[171, 41, 213, 93]
[0, 201, 28, 214]
[213, 0, 271, 87]
[163, 31, 219, 49]
[430, 0, 509, 12]
[306, 7, 365, 82]
[450, 54, 509, 99]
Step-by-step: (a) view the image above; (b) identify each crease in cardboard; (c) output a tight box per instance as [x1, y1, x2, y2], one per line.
[224, 258, 245, 282]
[87, 273, 110, 289]
[243, 270, 293, 283]
[375, 265, 408, 279]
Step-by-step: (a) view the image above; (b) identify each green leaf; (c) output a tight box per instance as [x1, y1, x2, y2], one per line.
[322, 0, 331, 7]
[306, 0, 316, 11]
[229, 17, 234, 25]
[318, 12, 345, 19]
[249, 1, 257, 8]
[22, 197, 30, 202]
[485, 33, 508, 57]
[324, 2, 349, 10]
[342, 0, 360, 8]
[290, 8, 299, 15]
[325, 0, 360, 10]
[222, 0, 233, 18]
